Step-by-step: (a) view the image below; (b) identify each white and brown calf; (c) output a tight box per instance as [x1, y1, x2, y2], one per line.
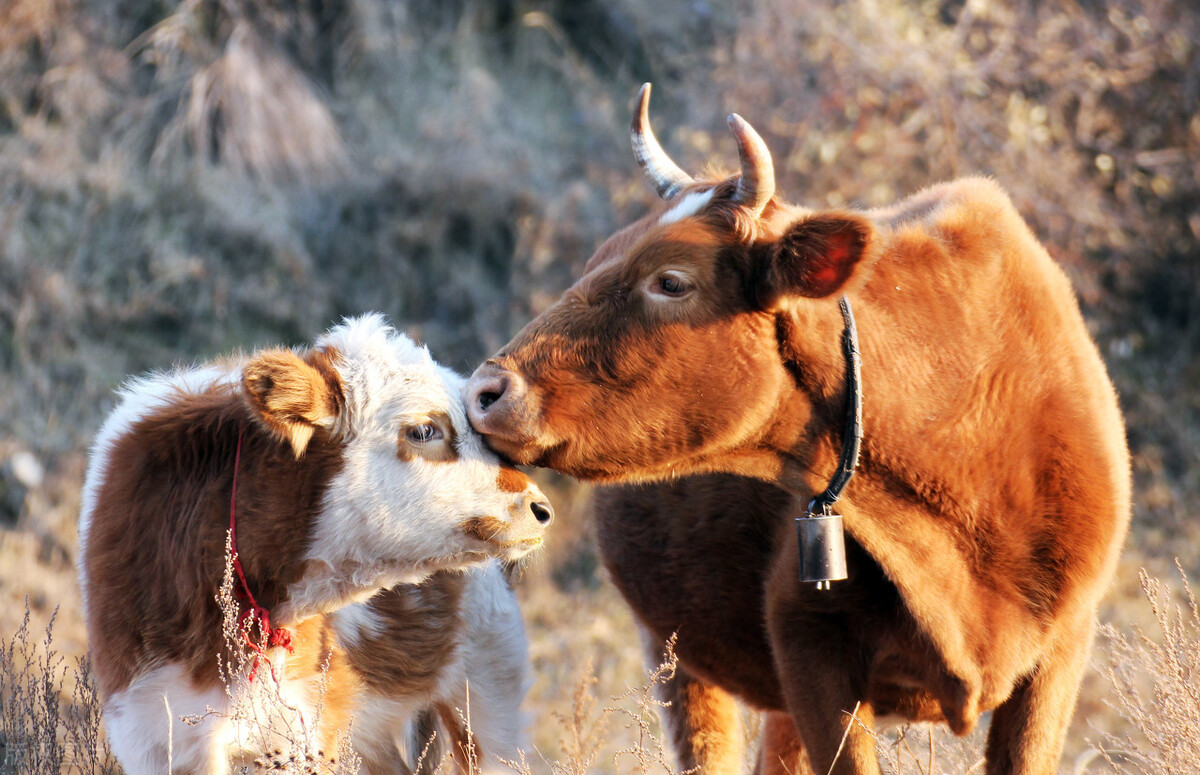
[78, 314, 552, 775]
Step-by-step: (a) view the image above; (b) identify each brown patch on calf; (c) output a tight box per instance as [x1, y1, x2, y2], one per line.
[435, 702, 476, 773]
[496, 467, 530, 494]
[284, 615, 362, 752]
[341, 573, 466, 696]
[84, 380, 346, 696]
[461, 516, 509, 544]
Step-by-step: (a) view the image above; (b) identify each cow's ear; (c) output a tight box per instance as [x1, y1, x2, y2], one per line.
[755, 212, 874, 306]
[243, 349, 341, 458]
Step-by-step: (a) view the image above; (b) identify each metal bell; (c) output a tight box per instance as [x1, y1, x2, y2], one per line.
[797, 508, 848, 590]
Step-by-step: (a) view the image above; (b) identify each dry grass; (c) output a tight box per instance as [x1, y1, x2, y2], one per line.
[188, 534, 363, 774]
[1, 0, 1198, 772]
[1089, 563, 1200, 773]
[0, 603, 117, 774]
[0, 590, 689, 775]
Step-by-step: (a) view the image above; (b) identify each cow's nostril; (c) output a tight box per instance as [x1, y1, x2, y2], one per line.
[530, 501, 554, 525]
[472, 374, 509, 414]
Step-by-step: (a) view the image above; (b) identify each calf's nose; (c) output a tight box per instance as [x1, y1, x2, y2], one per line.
[529, 498, 554, 525]
[466, 363, 530, 439]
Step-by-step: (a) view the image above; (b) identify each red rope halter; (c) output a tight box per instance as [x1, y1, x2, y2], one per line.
[229, 426, 293, 681]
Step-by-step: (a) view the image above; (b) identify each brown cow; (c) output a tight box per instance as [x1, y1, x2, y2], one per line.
[465, 85, 1130, 774]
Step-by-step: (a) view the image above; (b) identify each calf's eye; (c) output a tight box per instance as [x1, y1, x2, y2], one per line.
[406, 423, 443, 444]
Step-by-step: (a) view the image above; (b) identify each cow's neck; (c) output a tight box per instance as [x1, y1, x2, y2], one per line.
[769, 297, 862, 498]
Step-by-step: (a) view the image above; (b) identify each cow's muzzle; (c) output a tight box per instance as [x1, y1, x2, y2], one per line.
[466, 362, 542, 463]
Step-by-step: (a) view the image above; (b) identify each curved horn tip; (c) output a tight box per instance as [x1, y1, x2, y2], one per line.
[727, 112, 776, 214]
[633, 83, 652, 128]
[630, 81, 694, 200]
[728, 114, 762, 144]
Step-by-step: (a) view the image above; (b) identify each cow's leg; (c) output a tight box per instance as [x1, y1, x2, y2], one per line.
[984, 614, 1094, 774]
[641, 625, 745, 774]
[105, 664, 234, 775]
[765, 574, 880, 774]
[767, 638, 879, 774]
[759, 711, 817, 775]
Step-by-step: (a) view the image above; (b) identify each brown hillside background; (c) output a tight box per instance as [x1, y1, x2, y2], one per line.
[1, 0, 1198, 771]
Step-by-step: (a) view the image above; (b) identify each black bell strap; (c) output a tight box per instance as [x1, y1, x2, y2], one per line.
[797, 295, 863, 590]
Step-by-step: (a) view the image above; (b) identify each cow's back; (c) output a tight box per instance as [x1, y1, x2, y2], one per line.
[857, 177, 1129, 619]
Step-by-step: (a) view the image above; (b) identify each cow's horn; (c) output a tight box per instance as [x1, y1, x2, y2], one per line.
[727, 113, 775, 216]
[631, 83, 694, 200]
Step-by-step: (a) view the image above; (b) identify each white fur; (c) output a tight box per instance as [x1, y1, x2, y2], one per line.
[106, 656, 327, 775]
[105, 663, 235, 775]
[657, 188, 715, 225]
[450, 563, 532, 770]
[331, 599, 387, 651]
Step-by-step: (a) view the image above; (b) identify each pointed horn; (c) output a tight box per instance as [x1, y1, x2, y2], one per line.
[727, 113, 776, 216]
[631, 83, 694, 200]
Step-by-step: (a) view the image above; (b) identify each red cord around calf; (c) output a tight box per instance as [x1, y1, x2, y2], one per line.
[229, 425, 293, 682]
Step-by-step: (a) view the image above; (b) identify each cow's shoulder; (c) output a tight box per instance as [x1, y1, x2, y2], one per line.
[874, 178, 1043, 265]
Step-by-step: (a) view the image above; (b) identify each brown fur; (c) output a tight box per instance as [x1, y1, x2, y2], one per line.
[461, 517, 511, 545]
[243, 347, 344, 458]
[496, 467, 532, 494]
[84, 381, 346, 696]
[470, 172, 1130, 774]
[654, 658, 746, 773]
[342, 574, 466, 696]
[282, 615, 363, 755]
[436, 702, 476, 772]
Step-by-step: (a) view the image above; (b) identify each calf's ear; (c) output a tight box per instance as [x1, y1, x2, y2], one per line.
[754, 212, 874, 306]
[243, 349, 341, 458]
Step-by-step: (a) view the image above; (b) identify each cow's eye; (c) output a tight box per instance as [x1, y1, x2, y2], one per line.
[406, 423, 443, 444]
[656, 273, 691, 297]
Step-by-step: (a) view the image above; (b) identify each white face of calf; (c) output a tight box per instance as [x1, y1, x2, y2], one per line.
[244, 315, 552, 619]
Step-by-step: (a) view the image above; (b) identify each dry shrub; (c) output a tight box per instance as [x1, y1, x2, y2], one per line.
[182, 532, 362, 775]
[137, 0, 349, 184]
[529, 638, 686, 775]
[1092, 563, 1200, 773]
[0, 602, 117, 774]
[874, 723, 986, 775]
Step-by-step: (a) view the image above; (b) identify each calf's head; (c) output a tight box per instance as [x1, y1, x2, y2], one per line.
[467, 85, 873, 483]
[244, 315, 552, 594]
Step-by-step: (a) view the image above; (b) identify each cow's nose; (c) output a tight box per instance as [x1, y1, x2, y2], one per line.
[466, 363, 530, 438]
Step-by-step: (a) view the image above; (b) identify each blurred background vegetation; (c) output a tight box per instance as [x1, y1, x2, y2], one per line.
[0, 0, 1197, 770]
